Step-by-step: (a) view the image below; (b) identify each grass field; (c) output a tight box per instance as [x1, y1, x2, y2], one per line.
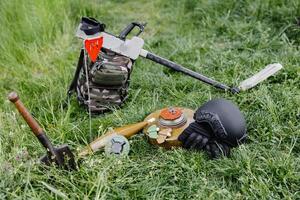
[0, 0, 300, 199]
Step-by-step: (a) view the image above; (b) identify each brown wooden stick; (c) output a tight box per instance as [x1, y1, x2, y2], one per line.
[8, 92, 43, 136]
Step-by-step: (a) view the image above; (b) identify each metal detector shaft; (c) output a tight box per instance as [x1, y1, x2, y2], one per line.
[76, 18, 281, 94]
[140, 50, 236, 93]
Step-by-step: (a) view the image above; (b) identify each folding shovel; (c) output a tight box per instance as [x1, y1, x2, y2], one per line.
[8, 92, 77, 170]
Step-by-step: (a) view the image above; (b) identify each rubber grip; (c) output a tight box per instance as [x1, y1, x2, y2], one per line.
[119, 23, 136, 40]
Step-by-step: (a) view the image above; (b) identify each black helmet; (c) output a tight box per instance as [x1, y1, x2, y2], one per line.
[194, 98, 247, 147]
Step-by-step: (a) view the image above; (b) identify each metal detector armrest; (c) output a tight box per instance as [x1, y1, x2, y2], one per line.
[119, 22, 146, 40]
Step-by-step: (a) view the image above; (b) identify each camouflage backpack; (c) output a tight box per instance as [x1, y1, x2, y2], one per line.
[67, 48, 133, 113]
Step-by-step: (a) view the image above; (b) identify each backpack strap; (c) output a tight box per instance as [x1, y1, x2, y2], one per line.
[64, 49, 84, 105]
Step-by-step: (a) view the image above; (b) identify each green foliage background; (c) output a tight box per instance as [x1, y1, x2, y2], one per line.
[0, 0, 299, 199]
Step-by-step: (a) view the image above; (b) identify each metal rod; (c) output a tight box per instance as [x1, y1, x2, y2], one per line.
[145, 52, 238, 93]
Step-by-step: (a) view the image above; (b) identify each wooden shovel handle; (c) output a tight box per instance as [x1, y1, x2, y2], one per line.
[8, 92, 43, 136]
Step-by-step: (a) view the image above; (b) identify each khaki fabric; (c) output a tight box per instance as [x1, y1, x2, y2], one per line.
[76, 50, 132, 113]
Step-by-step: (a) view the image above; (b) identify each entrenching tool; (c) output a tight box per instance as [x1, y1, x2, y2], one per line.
[75, 17, 283, 94]
[8, 92, 77, 170]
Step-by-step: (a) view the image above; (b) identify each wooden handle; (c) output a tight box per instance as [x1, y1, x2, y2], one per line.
[8, 92, 44, 136]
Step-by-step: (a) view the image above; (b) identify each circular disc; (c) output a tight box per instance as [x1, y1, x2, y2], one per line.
[160, 107, 182, 120]
[105, 134, 130, 156]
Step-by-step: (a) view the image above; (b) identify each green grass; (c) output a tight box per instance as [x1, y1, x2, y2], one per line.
[0, 0, 300, 199]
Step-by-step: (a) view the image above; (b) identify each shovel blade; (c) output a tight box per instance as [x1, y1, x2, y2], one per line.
[40, 144, 77, 170]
